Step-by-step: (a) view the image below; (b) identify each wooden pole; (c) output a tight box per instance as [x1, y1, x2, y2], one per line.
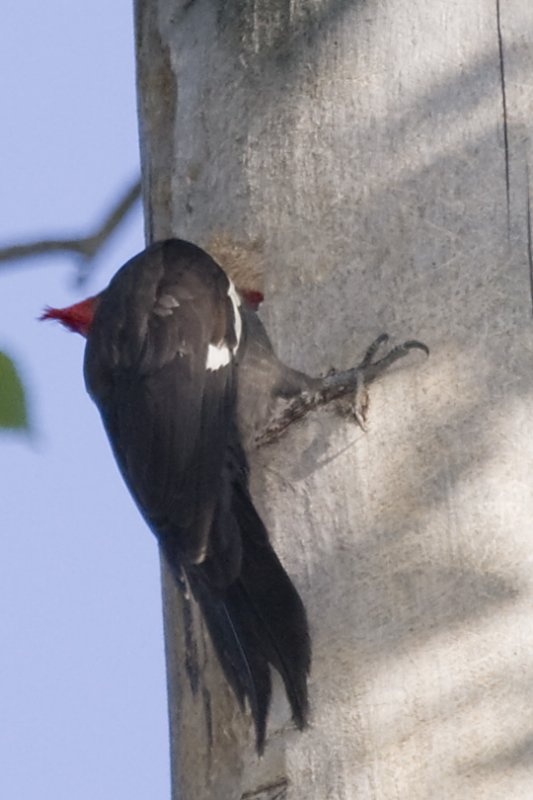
[135, 1, 533, 797]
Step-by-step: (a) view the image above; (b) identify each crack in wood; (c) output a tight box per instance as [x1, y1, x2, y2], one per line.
[241, 777, 288, 800]
[202, 686, 214, 750]
[495, 0, 511, 238]
[526, 160, 533, 317]
[182, 594, 200, 695]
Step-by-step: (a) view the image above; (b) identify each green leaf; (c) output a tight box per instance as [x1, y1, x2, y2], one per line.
[0, 352, 29, 430]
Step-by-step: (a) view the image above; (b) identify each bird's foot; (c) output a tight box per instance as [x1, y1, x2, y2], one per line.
[255, 334, 428, 446]
[325, 334, 429, 430]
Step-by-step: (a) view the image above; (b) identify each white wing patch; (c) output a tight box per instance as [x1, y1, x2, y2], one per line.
[154, 294, 180, 317]
[206, 342, 231, 370]
[227, 279, 242, 349]
[205, 278, 243, 371]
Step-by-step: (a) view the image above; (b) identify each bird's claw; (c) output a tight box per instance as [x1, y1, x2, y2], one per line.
[358, 334, 428, 382]
[351, 369, 369, 430]
[358, 332, 390, 369]
[349, 334, 428, 429]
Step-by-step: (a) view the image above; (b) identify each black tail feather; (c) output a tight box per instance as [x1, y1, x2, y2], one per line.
[187, 571, 272, 752]
[230, 483, 311, 729]
[184, 484, 311, 752]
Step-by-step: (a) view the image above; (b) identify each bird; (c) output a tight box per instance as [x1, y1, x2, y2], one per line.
[42, 237, 427, 752]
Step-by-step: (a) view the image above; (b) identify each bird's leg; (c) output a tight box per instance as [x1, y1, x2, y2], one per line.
[255, 335, 428, 447]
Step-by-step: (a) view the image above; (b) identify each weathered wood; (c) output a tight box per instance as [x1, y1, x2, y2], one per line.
[135, 1, 533, 797]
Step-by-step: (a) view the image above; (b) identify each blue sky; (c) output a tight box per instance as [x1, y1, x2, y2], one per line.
[1, 3, 169, 797]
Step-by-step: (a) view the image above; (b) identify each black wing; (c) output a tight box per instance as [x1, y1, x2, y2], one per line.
[84, 239, 243, 568]
[84, 238, 311, 751]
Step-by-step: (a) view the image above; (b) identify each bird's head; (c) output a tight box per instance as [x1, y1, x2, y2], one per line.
[41, 287, 263, 338]
[240, 289, 263, 311]
[40, 294, 101, 338]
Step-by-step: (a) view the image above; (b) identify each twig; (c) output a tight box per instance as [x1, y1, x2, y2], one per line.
[0, 177, 142, 280]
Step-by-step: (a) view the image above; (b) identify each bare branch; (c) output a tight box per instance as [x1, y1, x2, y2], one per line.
[0, 178, 142, 280]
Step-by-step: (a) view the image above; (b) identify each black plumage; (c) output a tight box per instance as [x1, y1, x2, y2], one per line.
[84, 238, 311, 752]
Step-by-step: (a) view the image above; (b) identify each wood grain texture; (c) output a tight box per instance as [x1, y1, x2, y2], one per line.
[135, 0, 533, 797]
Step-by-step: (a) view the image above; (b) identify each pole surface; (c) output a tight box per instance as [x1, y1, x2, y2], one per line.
[135, 2, 533, 797]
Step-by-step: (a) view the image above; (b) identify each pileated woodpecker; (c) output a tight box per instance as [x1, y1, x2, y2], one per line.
[42, 238, 426, 752]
